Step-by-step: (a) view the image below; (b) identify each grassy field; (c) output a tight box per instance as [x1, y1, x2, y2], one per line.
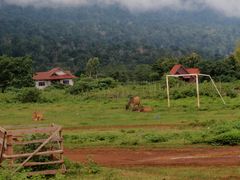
[0, 82, 240, 179]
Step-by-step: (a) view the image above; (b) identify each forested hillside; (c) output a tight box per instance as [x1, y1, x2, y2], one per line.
[1, 4, 240, 72]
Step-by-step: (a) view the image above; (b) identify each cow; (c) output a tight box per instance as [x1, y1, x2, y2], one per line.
[138, 106, 153, 112]
[126, 96, 141, 111]
[32, 112, 44, 121]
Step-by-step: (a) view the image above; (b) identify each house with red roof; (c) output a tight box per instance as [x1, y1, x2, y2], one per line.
[33, 68, 77, 89]
[170, 64, 200, 82]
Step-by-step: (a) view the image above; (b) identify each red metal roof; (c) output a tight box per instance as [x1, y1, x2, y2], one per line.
[33, 67, 77, 81]
[170, 64, 182, 75]
[170, 64, 190, 75]
[170, 64, 200, 75]
[186, 68, 200, 74]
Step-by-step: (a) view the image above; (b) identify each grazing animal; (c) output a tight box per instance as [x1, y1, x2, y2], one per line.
[32, 112, 44, 121]
[126, 96, 141, 110]
[139, 107, 153, 112]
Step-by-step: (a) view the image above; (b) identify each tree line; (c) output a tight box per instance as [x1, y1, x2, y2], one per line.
[1, 47, 240, 93]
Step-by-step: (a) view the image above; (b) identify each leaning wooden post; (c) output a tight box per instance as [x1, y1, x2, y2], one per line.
[196, 74, 200, 108]
[166, 75, 170, 108]
[0, 130, 6, 163]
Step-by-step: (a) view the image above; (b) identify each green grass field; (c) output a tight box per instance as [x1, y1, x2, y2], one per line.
[0, 82, 240, 179]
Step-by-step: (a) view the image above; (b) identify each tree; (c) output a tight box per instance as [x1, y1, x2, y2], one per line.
[152, 57, 176, 77]
[85, 57, 100, 78]
[0, 56, 34, 92]
[134, 64, 152, 82]
[101, 64, 129, 82]
[179, 53, 202, 67]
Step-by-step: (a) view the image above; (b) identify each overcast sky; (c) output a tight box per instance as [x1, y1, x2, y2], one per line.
[2, 0, 240, 17]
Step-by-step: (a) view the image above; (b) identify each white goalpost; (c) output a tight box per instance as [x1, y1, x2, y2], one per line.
[166, 74, 226, 108]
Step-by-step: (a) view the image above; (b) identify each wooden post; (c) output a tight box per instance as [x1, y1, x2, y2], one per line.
[196, 75, 200, 108]
[0, 131, 6, 163]
[6, 135, 13, 165]
[59, 130, 66, 172]
[166, 76, 170, 108]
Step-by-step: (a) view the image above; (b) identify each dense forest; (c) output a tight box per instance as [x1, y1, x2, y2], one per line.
[1, 4, 240, 74]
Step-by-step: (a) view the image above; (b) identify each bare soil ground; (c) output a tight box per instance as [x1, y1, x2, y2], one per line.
[65, 147, 240, 167]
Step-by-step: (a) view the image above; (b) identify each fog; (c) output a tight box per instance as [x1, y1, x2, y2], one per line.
[2, 0, 240, 17]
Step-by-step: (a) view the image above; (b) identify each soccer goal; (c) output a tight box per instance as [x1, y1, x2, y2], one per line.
[166, 74, 226, 108]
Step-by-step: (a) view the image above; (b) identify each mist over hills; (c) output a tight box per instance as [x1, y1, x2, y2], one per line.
[1, 4, 240, 71]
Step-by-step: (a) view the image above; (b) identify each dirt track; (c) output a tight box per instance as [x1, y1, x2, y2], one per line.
[65, 147, 240, 167]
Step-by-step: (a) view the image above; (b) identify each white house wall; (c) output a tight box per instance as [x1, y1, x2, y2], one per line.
[35, 79, 74, 89]
[59, 79, 74, 86]
[35, 81, 51, 90]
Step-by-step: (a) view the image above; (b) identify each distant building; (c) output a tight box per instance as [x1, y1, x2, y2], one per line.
[33, 67, 77, 89]
[170, 64, 200, 83]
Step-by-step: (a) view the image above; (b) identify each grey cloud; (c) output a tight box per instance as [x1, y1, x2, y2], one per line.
[2, 0, 240, 17]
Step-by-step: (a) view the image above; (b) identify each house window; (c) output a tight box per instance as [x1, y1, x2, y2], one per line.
[38, 82, 46, 86]
[63, 80, 69, 85]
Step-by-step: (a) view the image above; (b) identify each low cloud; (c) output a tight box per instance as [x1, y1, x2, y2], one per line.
[2, 0, 240, 17]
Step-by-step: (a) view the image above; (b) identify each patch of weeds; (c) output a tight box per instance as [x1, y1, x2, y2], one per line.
[189, 119, 216, 127]
[120, 137, 139, 146]
[198, 107, 209, 111]
[206, 130, 240, 146]
[82, 158, 101, 175]
[65, 158, 83, 175]
[126, 129, 136, 134]
[120, 129, 126, 133]
[143, 133, 167, 143]
[103, 170, 119, 180]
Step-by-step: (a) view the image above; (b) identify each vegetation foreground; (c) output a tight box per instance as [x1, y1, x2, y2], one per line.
[1, 81, 240, 179]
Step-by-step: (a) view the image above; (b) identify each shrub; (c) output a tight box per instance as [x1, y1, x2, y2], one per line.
[189, 120, 240, 146]
[16, 87, 55, 103]
[206, 130, 240, 145]
[16, 88, 41, 103]
[68, 77, 117, 95]
[143, 133, 167, 143]
[120, 137, 139, 146]
[97, 78, 116, 89]
[82, 159, 101, 175]
[226, 89, 238, 98]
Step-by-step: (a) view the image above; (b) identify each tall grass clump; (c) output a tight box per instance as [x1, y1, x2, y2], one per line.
[191, 121, 240, 146]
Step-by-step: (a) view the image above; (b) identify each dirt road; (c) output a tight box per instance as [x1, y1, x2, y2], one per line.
[65, 147, 240, 167]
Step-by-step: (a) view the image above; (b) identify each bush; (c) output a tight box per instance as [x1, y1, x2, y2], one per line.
[97, 78, 116, 89]
[188, 120, 240, 146]
[16, 87, 55, 103]
[226, 89, 238, 98]
[143, 133, 167, 143]
[16, 88, 41, 103]
[206, 130, 240, 145]
[68, 77, 117, 95]
[82, 159, 101, 175]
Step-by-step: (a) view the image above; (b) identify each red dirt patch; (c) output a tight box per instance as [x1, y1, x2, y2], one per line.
[65, 147, 240, 167]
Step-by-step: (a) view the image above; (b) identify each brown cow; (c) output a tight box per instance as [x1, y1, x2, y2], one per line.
[32, 112, 44, 121]
[126, 96, 141, 110]
[138, 106, 153, 112]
